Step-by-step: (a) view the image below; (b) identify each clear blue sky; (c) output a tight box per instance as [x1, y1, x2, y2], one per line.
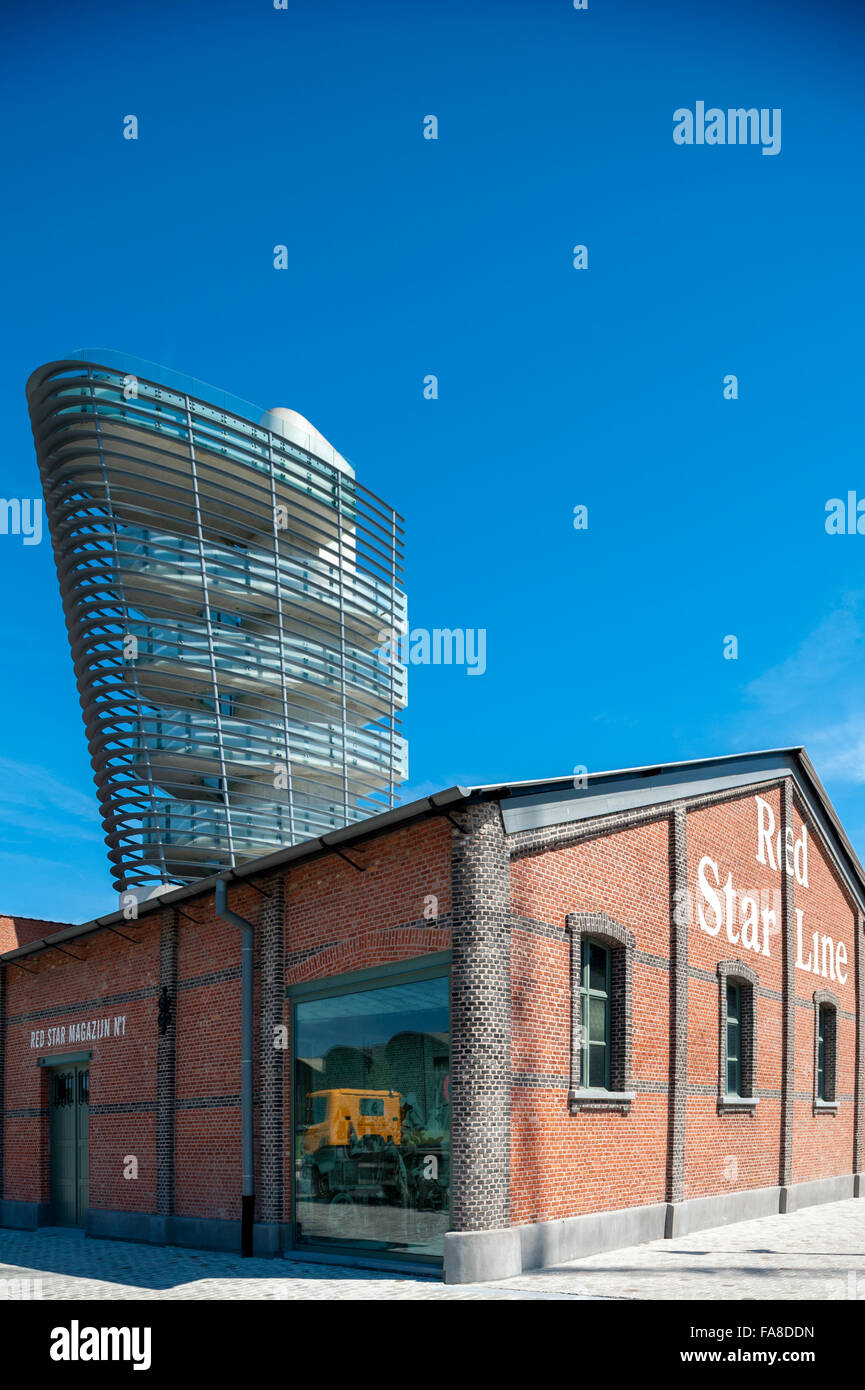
[1, 0, 864, 922]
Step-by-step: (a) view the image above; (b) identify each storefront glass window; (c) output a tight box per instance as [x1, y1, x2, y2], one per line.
[293, 972, 450, 1260]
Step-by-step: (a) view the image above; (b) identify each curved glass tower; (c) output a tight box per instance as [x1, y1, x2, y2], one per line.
[27, 351, 407, 894]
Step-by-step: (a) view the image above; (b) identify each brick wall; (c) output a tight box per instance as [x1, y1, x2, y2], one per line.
[1, 816, 452, 1231]
[510, 816, 672, 1221]
[790, 795, 857, 1184]
[1, 784, 861, 1243]
[2, 920, 161, 1213]
[506, 783, 862, 1227]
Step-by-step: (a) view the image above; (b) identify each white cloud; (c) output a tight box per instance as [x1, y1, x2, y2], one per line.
[0, 756, 98, 828]
[739, 594, 865, 783]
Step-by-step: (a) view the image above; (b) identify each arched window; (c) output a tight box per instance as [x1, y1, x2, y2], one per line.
[813, 990, 839, 1108]
[580, 938, 611, 1090]
[726, 980, 742, 1097]
[717, 960, 759, 1113]
[566, 912, 635, 1110]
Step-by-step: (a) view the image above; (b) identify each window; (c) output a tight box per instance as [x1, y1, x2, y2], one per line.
[813, 990, 838, 1107]
[817, 1006, 827, 1099]
[307, 1094, 328, 1125]
[293, 969, 450, 1260]
[52, 1072, 74, 1107]
[566, 911, 635, 1111]
[726, 981, 742, 1097]
[717, 961, 758, 1111]
[580, 939, 611, 1089]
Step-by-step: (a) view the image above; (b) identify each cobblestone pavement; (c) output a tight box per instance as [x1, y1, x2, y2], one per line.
[0, 1228, 576, 1300]
[495, 1198, 865, 1301]
[0, 1198, 862, 1300]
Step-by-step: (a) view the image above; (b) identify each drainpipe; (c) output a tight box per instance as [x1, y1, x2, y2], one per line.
[214, 876, 255, 1257]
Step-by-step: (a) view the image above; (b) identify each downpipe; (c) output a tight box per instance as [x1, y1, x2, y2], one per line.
[214, 877, 255, 1257]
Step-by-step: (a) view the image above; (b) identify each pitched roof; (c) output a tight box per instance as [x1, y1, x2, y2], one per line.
[1, 747, 862, 963]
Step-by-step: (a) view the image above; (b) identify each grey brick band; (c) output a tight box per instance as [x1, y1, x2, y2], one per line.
[258, 873, 285, 1226]
[156, 907, 178, 1218]
[450, 800, 511, 1232]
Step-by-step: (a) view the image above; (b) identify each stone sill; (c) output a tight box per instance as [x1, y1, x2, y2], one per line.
[718, 1095, 759, 1114]
[568, 1089, 635, 1113]
[813, 1099, 839, 1112]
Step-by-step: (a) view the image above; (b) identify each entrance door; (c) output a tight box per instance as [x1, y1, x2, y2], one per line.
[50, 1064, 89, 1226]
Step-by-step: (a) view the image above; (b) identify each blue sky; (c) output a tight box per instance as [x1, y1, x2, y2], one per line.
[1, 0, 864, 922]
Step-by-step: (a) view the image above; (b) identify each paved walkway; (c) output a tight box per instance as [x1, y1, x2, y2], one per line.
[496, 1198, 865, 1301]
[0, 1198, 862, 1300]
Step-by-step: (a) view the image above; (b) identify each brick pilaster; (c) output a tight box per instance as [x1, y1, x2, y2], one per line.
[156, 907, 178, 1218]
[258, 873, 285, 1227]
[855, 913, 864, 1178]
[449, 799, 510, 1232]
[779, 779, 796, 1192]
[0, 963, 6, 1203]
[667, 807, 688, 1205]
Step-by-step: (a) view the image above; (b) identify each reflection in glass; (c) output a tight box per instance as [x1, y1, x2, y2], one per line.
[294, 974, 450, 1260]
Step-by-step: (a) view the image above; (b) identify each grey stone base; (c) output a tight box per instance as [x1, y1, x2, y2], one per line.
[519, 1201, 667, 1273]
[780, 1173, 855, 1214]
[0, 1200, 51, 1230]
[444, 1202, 666, 1283]
[79, 1208, 283, 1256]
[667, 1185, 782, 1238]
[443, 1227, 522, 1283]
[85, 1209, 165, 1244]
[443, 1173, 864, 1283]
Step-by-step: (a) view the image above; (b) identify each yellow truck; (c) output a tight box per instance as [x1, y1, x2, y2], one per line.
[299, 1086, 449, 1216]
[302, 1089, 402, 1154]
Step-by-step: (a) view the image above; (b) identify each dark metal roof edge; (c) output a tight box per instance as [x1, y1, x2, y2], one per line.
[793, 748, 865, 903]
[0, 787, 472, 963]
[3, 747, 862, 966]
[468, 747, 804, 799]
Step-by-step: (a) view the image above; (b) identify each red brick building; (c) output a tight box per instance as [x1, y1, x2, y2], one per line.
[0, 749, 862, 1282]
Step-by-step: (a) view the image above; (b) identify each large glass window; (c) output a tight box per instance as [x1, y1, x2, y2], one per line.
[293, 971, 450, 1261]
[580, 939, 610, 1089]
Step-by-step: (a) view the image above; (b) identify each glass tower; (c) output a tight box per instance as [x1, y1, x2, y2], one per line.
[27, 351, 407, 895]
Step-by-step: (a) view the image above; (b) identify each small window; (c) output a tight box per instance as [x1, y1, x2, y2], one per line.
[815, 996, 838, 1105]
[726, 981, 742, 1097]
[359, 1097, 384, 1117]
[580, 939, 611, 1089]
[307, 1095, 327, 1125]
[567, 912, 635, 1110]
[817, 1006, 827, 1100]
[717, 963, 757, 1109]
[52, 1072, 74, 1107]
